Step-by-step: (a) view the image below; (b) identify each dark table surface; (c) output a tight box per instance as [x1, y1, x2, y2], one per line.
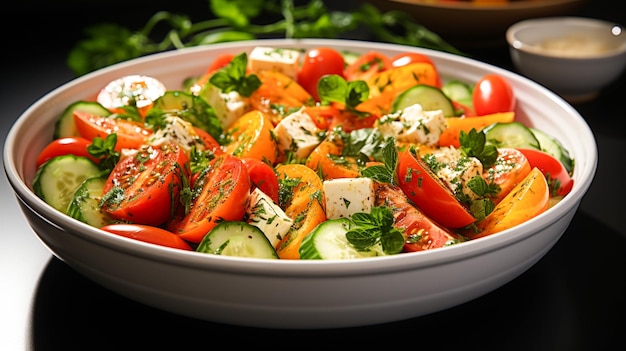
[2, 1, 625, 349]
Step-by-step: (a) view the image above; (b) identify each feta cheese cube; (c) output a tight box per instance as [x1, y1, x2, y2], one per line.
[324, 178, 376, 219]
[249, 46, 301, 80]
[200, 84, 248, 129]
[273, 108, 322, 160]
[376, 103, 447, 146]
[146, 116, 204, 153]
[246, 188, 293, 247]
[429, 146, 484, 201]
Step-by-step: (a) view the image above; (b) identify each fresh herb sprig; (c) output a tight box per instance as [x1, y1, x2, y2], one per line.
[87, 134, 120, 173]
[345, 206, 405, 256]
[67, 0, 462, 76]
[208, 52, 261, 97]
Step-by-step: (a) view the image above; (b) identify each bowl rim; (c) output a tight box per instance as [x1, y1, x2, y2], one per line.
[2, 38, 598, 277]
[506, 16, 626, 59]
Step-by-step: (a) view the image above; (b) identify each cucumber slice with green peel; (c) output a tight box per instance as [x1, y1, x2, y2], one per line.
[196, 221, 279, 259]
[391, 84, 455, 116]
[442, 79, 473, 107]
[54, 101, 111, 139]
[32, 155, 102, 213]
[531, 127, 575, 174]
[483, 121, 540, 149]
[299, 218, 381, 260]
[67, 176, 116, 227]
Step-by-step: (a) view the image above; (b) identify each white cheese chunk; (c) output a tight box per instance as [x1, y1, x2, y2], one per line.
[201, 84, 248, 130]
[273, 108, 322, 160]
[248, 46, 301, 80]
[246, 188, 293, 248]
[429, 146, 484, 201]
[376, 103, 447, 146]
[146, 116, 205, 153]
[324, 178, 376, 219]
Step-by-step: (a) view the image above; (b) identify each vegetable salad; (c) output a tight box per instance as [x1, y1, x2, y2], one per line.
[33, 46, 575, 260]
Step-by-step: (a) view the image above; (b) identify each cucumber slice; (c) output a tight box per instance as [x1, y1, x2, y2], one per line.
[54, 101, 111, 139]
[531, 127, 575, 174]
[32, 155, 102, 213]
[483, 121, 540, 149]
[391, 84, 455, 116]
[299, 218, 380, 260]
[196, 221, 279, 259]
[67, 176, 116, 227]
[442, 79, 473, 107]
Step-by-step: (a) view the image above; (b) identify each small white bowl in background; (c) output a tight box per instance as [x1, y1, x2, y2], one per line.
[506, 16, 626, 103]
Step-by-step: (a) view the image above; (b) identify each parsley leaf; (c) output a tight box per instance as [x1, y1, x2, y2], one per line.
[345, 206, 405, 255]
[209, 52, 261, 97]
[459, 128, 498, 168]
[87, 134, 120, 173]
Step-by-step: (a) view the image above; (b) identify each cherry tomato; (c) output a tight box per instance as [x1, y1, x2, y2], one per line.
[36, 137, 99, 168]
[205, 53, 235, 74]
[517, 148, 574, 197]
[472, 74, 516, 116]
[241, 157, 279, 203]
[397, 148, 475, 228]
[100, 223, 193, 251]
[343, 51, 391, 82]
[168, 154, 251, 243]
[73, 110, 152, 151]
[193, 126, 224, 156]
[297, 47, 345, 101]
[391, 52, 441, 87]
[375, 183, 460, 252]
[101, 142, 189, 226]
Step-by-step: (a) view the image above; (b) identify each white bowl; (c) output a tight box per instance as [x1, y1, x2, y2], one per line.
[506, 16, 626, 103]
[3, 39, 597, 329]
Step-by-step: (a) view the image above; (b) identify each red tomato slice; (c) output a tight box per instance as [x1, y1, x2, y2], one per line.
[74, 110, 152, 151]
[36, 137, 99, 168]
[168, 154, 251, 243]
[517, 148, 574, 197]
[397, 148, 475, 228]
[100, 223, 193, 250]
[484, 148, 532, 204]
[344, 51, 392, 82]
[241, 158, 279, 204]
[193, 126, 224, 156]
[297, 47, 346, 101]
[375, 183, 460, 252]
[101, 143, 189, 226]
[472, 74, 516, 116]
[391, 52, 442, 87]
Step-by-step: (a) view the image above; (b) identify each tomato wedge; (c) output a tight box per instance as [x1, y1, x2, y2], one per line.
[241, 157, 279, 204]
[484, 148, 532, 204]
[344, 51, 392, 82]
[36, 136, 99, 168]
[375, 183, 460, 252]
[168, 154, 251, 243]
[397, 148, 475, 228]
[74, 110, 152, 151]
[101, 142, 189, 226]
[100, 223, 193, 250]
[517, 148, 574, 197]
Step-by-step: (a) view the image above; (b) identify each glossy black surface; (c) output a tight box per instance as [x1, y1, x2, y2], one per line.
[2, 1, 624, 349]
